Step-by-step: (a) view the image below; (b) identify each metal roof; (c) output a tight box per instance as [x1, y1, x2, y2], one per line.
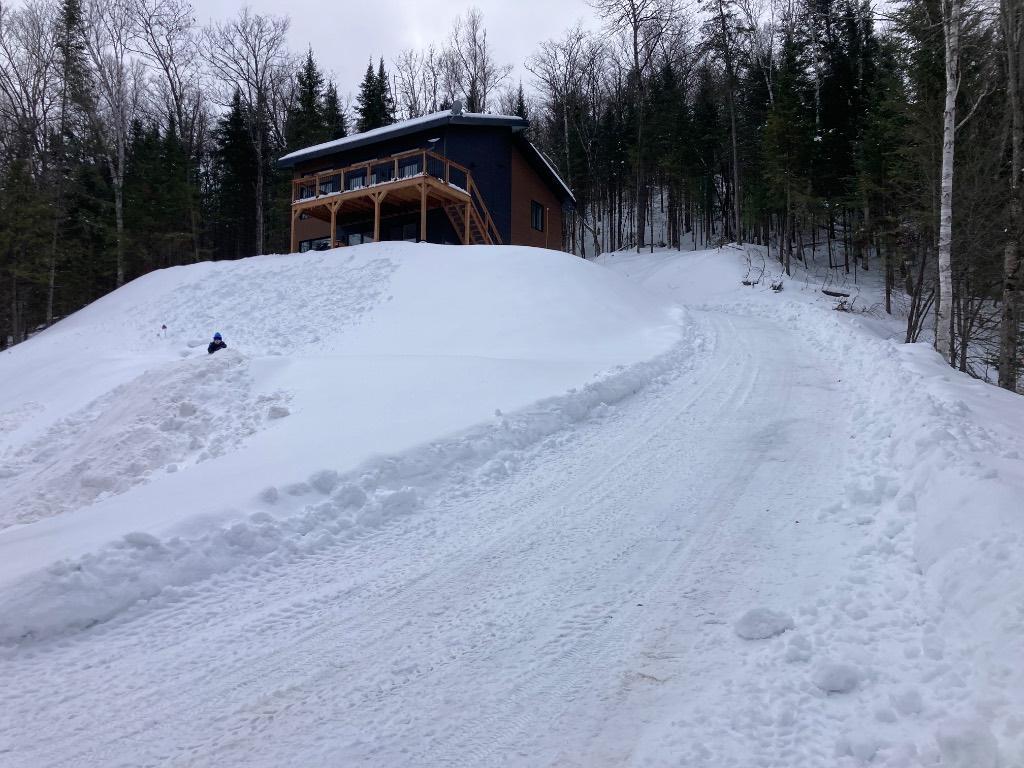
[277, 110, 529, 167]
[518, 138, 576, 205]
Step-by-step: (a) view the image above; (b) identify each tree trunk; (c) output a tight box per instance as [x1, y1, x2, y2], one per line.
[784, 182, 792, 276]
[999, 0, 1022, 390]
[936, 0, 961, 364]
[255, 159, 265, 256]
[114, 171, 126, 287]
[717, 0, 742, 244]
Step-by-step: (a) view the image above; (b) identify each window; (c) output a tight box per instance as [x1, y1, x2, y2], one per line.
[531, 201, 545, 232]
[346, 172, 366, 191]
[299, 237, 330, 253]
[319, 176, 339, 195]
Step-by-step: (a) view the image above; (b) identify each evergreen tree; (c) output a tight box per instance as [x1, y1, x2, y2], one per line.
[356, 58, 396, 133]
[377, 57, 396, 126]
[286, 49, 326, 151]
[356, 60, 378, 133]
[210, 91, 259, 259]
[763, 20, 814, 273]
[323, 82, 348, 140]
[513, 82, 529, 120]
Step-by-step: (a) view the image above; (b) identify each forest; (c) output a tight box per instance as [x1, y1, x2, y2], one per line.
[0, 0, 1020, 391]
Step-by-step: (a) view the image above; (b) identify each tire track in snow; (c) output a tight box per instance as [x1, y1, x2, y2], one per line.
[0, 309, 852, 767]
[0, 316, 713, 766]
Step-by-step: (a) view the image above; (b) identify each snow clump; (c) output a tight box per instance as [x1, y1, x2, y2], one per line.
[734, 607, 795, 640]
[936, 719, 1000, 768]
[813, 662, 861, 694]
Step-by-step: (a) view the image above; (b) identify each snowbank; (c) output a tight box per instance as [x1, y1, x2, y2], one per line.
[0, 332, 701, 642]
[602, 246, 1024, 765]
[0, 243, 686, 640]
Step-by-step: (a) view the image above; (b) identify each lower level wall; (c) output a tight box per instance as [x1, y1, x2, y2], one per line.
[292, 208, 460, 252]
[509, 146, 565, 250]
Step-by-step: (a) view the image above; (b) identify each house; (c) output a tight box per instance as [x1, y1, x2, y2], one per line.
[278, 104, 575, 253]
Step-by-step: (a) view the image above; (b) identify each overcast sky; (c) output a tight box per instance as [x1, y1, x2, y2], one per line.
[200, 1, 599, 105]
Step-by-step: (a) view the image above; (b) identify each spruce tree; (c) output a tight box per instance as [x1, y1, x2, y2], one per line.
[211, 91, 259, 259]
[356, 60, 378, 133]
[377, 58, 396, 126]
[357, 58, 396, 133]
[513, 83, 528, 120]
[323, 82, 348, 140]
[286, 49, 326, 151]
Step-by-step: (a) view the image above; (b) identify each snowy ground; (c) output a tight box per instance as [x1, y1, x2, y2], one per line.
[0, 243, 1021, 767]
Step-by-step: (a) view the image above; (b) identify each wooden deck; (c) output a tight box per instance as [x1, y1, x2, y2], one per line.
[289, 149, 501, 250]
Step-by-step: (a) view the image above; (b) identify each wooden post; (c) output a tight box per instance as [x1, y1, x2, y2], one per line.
[329, 201, 339, 249]
[373, 191, 387, 243]
[464, 201, 471, 244]
[420, 183, 427, 242]
[290, 208, 299, 253]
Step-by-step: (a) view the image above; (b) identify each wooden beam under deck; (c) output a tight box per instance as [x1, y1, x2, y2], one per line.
[289, 148, 502, 251]
[291, 174, 472, 221]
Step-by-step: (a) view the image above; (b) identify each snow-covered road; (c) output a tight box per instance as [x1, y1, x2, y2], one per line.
[0, 308, 861, 766]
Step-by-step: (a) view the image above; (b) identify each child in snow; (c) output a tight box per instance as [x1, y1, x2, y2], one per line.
[208, 332, 226, 355]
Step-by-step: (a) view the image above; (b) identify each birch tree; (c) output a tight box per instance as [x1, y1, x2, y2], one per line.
[999, 0, 1023, 389]
[935, 0, 961, 362]
[84, 0, 144, 287]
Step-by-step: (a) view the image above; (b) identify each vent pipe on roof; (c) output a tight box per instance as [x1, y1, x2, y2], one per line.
[451, 99, 464, 116]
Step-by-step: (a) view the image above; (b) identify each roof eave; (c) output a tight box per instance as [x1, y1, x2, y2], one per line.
[277, 112, 529, 168]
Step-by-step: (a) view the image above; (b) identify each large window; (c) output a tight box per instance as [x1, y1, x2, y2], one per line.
[299, 237, 330, 252]
[531, 201, 545, 232]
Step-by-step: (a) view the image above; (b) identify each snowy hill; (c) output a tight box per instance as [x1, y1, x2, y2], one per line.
[1, 243, 1022, 768]
[0, 243, 684, 637]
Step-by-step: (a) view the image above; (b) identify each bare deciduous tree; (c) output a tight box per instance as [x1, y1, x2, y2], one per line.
[445, 8, 511, 112]
[999, 0, 1023, 389]
[129, 0, 205, 262]
[84, 0, 145, 287]
[204, 9, 290, 256]
[392, 46, 449, 119]
[0, 1, 60, 164]
[935, 0, 961, 362]
[590, 0, 677, 251]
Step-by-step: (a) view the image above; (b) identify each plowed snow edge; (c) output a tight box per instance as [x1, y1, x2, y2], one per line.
[0, 316, 704, 645]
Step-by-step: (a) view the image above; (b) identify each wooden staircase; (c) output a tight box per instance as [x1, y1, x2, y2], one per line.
[444, 203, 491, 245]
[443, 176, 502, 245]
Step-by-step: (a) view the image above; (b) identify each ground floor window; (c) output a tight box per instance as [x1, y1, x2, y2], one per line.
[347, 232, 373, 246]
[531, 200, 545, 232]
[299, 237, 330, 252]
[392, 221, 417, 242]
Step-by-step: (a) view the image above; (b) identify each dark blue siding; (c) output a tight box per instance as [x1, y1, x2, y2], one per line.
[441, 126, 512, 243]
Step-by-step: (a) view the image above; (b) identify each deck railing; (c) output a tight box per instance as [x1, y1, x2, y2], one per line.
[291, 148, 501, 245]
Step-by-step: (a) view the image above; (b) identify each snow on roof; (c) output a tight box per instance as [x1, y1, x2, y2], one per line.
[521, 140, 576, 205]
[277, 110, 528, 167]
